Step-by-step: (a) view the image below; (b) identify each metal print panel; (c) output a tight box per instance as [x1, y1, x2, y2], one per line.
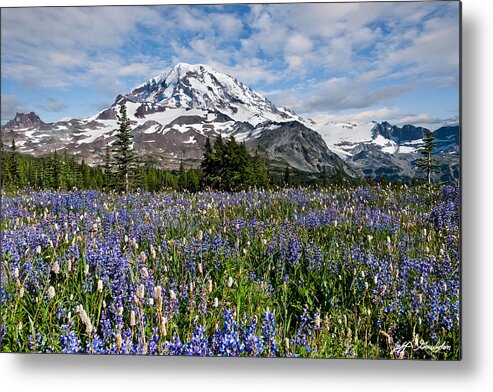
[0, 1, 461, 359]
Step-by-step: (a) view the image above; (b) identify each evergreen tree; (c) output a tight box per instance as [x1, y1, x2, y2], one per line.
[200, 135, 271, 191]
[223, 136, 241, 191]
[252, 150, 270, 189]
[185, 169, 200, 192]
[113, 103, 136, 192]
[416, 131, 438, 184]
[214, 134, 225, 189]
[103, 143, 114, 189]
[81, 159, 91, 189]
[284, 165, 291, 187]
[52, 150, 62, 189]
[0, 141, 9, 188]
[320, 168, 328, 188]
[200, 137, 216, 189]
[9, 139, 20, 186]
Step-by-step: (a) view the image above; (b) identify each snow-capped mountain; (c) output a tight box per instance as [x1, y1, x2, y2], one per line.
[313, 120, 459, 181]
[123, 63, 303, 126]
[1, 62, 459, 181]
[1, 63, 350, 175]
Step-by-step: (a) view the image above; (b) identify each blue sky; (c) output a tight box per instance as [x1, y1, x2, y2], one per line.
[1, 2, 460, 128]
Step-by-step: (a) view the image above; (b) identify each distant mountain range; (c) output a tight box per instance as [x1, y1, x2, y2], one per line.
[1, 63, 459, 182]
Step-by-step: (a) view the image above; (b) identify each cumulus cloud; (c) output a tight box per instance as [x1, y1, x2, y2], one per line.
[265, 77, 411, 115]
[1, 6, 168, 90]
[1, 94, 28, 122]
[393, 113, 459, 127]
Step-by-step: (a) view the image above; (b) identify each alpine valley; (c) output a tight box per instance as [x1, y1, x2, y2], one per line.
[1, 63, 459, 182]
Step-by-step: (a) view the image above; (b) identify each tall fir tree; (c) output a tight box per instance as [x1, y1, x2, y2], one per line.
[252, 151, 270, 189]
[200, 135, 271, 192]
[103, 143, 114, 190]
[200, 136, 216, 189]
[113, 103, 136, 192]
[178, 160, 187, 189]
[416, 131, 438, 184]
[9, 139, 21, 186]
[283, 165, 291, 187]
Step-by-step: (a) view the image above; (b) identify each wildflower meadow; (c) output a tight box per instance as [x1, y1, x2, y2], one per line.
[0, 184, 460, 358]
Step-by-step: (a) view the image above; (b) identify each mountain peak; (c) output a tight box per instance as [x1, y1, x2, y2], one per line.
[125, 62, 302, 126]
[4, 112, 45, 129]
[172, 62, 215, 74]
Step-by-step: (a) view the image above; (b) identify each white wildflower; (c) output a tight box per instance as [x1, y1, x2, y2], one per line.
[116, 333, 123, 352]
[160, 317, 168, 336]
[136, 284, 145, 301]
[153, 286, 162, 302]
[47, 285, 56, 300]
[140, 252, 147, 264]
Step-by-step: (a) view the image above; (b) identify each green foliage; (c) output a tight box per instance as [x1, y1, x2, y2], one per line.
[283, 166, 291, 187]
[113, 103, 137, 192]
[200, 135, 270, 191]
[416, 131, 439, 184]
[9, 139, 20, 184]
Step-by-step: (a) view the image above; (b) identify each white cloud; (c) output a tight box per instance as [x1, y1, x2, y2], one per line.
[312, 107, 399, 124]
[1, 6, 166, 90]
[393, 113, 459, 127]
[285, 34, 313, 55]
[265, 76, 411, 115]
[1, 94, 28, 121]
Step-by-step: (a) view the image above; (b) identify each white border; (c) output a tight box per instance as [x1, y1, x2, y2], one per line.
[1, 1, 492, 391]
